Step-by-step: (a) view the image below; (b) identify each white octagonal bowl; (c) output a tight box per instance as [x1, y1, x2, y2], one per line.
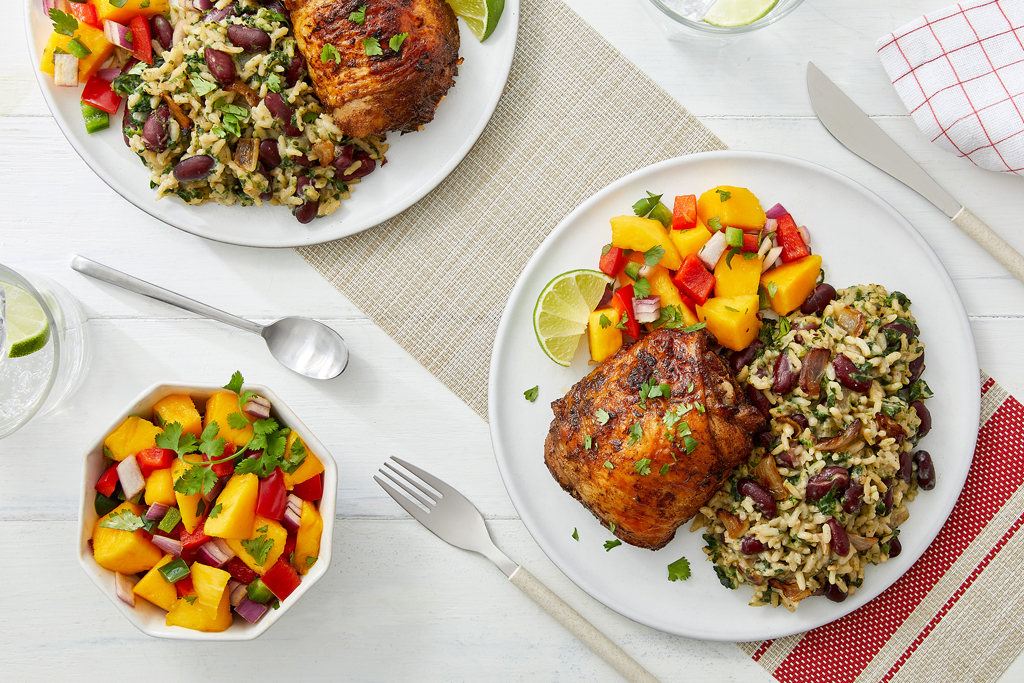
[78, 382, 337, 640]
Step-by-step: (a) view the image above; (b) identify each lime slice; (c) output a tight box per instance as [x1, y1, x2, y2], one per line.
[447, 0, 504, 41]
[702, 0, 779, 26]
[533, 269, 612, 367]
[0, 281, 50, 358]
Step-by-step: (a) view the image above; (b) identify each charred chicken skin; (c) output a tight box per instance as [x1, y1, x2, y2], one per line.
[285, 0, 460, 138]
[544, 329, 765, 551]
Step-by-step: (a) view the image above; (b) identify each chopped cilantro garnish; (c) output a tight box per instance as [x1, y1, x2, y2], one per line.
[227, 411, 250, 430]
[766, 281, 779, 299]
[583, 435, 592, 450]
[632, 278, 651, 299]
[389, 33, 408, 51]
[349, 5, 366, 23]
[572, 528, 579, 541]
[706, 216, 723, 232]
[524, 386, 539, 402]
[595, 409, 610, 425]
[634, 458, 652, 475]
[715, 189, 731, 202]
[599, 313, 611, 329]
[363, 38, 383, 56]
[155, 422, 197, 458]
[643, 245, 665, 267]
[628, 423, 642, 445]
[190, 76, 219, 96]
[208, 503, 224, 519]
[683, 435, 698, 454]
[241, 531, 274, 566]
[321, 44, 341, 63]
[660, 463, 671, 475]
[49, 9, 77, 37]
[604, 539, 622, 551]
[99, 509, 147, 532]
[632, 191, 663, 218]
[667, 556, 691, 581]
[603, 460, 614, 470]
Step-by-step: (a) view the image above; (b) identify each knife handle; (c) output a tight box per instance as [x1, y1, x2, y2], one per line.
[952, 207, 1024, 285]
[509, 566, 662, 683]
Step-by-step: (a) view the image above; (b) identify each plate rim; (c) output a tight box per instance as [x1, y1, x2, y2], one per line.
[487, 149, 981, 641]
[23, 0, 520, 248]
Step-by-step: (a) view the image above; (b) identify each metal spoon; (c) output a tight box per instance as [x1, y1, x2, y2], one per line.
[71, 256, 348, 379]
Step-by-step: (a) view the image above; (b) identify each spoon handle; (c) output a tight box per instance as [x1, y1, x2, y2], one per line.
[71, 256, 265, 336]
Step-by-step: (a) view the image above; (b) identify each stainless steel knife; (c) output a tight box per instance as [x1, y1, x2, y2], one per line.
[807, 61, 1024, 285]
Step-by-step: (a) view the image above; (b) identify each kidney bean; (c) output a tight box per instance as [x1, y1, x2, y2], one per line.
[257, 140, 281, 169]
[806, 466, 850, 502]
[173, 155, 215, 182]
[746, 385, 771, 420]
[881, 477, 894, 514]
[227, 24, 270, 52]
[264, 93, 301, 135]
[756, 431, 774, 449]
[899, 449, 913, 483]
[263, 0, 288, 18]
[204, 47, 236, 85]
[826, 519, 850, 557]
[832, 353, 871, 393]
[911, 400, 931, 438]
[824, 582, 847, 603]
[740, 537, 766, 555]
[738, 479, 777, 519]
[913, 450, 935, 490]
[842, 481, 864, 514]
[194, 0, 213, 9]
[790, 413, 809, 431]
[259, 190, 273, 201]
[150, 14, 174, 51]
[206, 2, 235, 22]
[122, 102, 135, 147]
[882, 321, 914, 339]
[888, 536, 903, 558]
[285, 53, 306, 87]
[775, 449, 798, 469]
[142, 106, 170, 151]
[293, 176, 318, 224]
[345, 151, 376, 178]
[730, 340, 764, 374]
[909, 353, 925, 383]
[331, 144, 355, 171]
[800, 283, 837, 315]
[773, 352, 798, 395]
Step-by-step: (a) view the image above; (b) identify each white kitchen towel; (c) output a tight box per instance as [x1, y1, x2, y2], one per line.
[877, 0, 1024, 175]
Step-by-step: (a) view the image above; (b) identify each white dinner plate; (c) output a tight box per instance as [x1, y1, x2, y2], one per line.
[488, 151, 980, 641]
[24, 0, 519, 247]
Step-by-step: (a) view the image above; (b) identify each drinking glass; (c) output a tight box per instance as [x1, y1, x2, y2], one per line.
[647, 0, 805, 38]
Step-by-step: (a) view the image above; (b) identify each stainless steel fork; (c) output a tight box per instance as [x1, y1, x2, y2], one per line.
[375, 457, 661, 683]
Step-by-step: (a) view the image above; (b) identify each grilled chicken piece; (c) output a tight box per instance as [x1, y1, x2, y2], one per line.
[285, 0, 460, 137]
[544, 329, 765, 551]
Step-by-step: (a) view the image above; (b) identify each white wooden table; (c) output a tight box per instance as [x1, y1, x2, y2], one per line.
[4, 1, 1024, 680]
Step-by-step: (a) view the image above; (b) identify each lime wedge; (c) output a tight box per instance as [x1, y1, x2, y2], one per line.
[534, 269, 612, 366]
[702, 0, 779, 26]
[0, 281, 50, 358]
[447, 0, 504, 41]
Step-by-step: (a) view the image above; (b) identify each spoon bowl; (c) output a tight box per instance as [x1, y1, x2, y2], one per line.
[263, 317, 349, 379]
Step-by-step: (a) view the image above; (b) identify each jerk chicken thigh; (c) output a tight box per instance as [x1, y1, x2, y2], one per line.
[545, 328, 765, 551]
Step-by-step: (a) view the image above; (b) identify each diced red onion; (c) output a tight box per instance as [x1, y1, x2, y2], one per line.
[235, 596, 269, 624]
[202, 475, 227, 503]
[283, 494, 303, 532]
[757, 235, 773, 257]
[196, 538, 235, 568]
[96, 67, 121, 82]
[632, 296, 661, 324]
[145, 502, 170, 520]
[104, 20, 135, 51]
[637, 264, 655, 279]
[42, 0, 71, 14]
[798, 224, 811, 245]
[228, 579, 247, 607]
[242, 395, 271, 420]
[152, 534, 183, 557]
[760, 309, 780, 322]
[53, 53, 78, 87]
[764, 218, 778, 233]
[115, 572, 136, 607]
[765, 203, 787, 219]
[117, 455, 146, 501]
[597, 284, 613, 309]
[761, 246, 783, 272]
[697, 231, 727, 270]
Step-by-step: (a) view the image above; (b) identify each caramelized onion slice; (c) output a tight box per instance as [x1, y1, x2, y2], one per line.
[717, 509, 746, 539]
[836, 305, 866, 337]
[848, 534, 878, 551]
[769, 578, 812, 602]
[816, 418, 862, 452]
[161, 94, 193, 130]
[874, 411, 907, 444]
[227, 80, 260, 106]
[799, 348, 830, 397]
[233, 138, 259, 172]
[754, 456, 788, 500]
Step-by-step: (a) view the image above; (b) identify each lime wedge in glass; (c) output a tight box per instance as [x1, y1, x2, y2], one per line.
[447, 0, 505, 41]
[702, 0, 779, 26]
[533, 269, 612, 367]
[0, 281, 50, 358]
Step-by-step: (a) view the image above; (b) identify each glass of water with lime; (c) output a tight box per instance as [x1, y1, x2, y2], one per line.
[648, 0, 805, 36]
[0, 264, 90, 439]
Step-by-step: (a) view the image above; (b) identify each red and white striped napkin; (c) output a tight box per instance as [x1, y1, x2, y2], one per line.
[876, 0, 1024, 176]
[740, 373, 1024, 682]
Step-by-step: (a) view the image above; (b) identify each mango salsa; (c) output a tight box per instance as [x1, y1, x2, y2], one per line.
[92, 502, 163, 574]
[587, 308, 622, 363]
[761, 254, 823, 315]
[609, 215, 683, 271]
[153, 394, 203, 437]
[103, 415, 162, 461]
[94, 0, 170, 24]
[39, 23, 114, 83]
[696, 295, 762, 352]
[226, 516, 288, 575]
[205, 391, 253, 448]
[697, 186, 766, 231]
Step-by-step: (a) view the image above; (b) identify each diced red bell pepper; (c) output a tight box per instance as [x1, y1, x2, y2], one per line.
[128, 15, 153, 65]
[255, 468, 288, 520]
[599, 246, 626, 278]
[775, 214, 810, 263]
[283, 534, 297, 563]
[69, 2, 101, 28]
[672, 195, 697, 230]
[672, 254, 716, 306]
[291, 473, 323, 502]
[742, 233, 760, 253]
[610, 285, 641, 339]
[225, 557, 258, 584]
[135, 447, 175, 478]
[180, 517, 212, 550]
[175, 575, 195, 598]
[154, 521, 183, 541]
[261, 558, 301, 601]
[95, 463, 120, 498]
[205, 442, 236, 478]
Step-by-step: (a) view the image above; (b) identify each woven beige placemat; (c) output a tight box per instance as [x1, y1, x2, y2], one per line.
[297, 0, 725, 419]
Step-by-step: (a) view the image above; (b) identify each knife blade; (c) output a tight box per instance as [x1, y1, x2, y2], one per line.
[806, 61, 1024, 284]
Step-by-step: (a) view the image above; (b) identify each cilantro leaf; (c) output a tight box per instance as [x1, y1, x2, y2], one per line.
[208, 503, 223, 519]
[766, 281, 779, 299]
[50, 9, 77, 37]
[284, 438, 307, 474]
[363, 38, 382, 56]
[321, 44, 340, 63]
[707, 216, 723, 232]
[173, 463, 218, 496]
[155, 422, 198, 458]
[604, 539, 622, 551]
[306, 556, 317, 567]
[389, 33, 408, 51]
[632, 191, 663, 218]
[349, 5, 366, 23]
[643, 245, 665, 267]
[572, 528, 579, 541]
[667, 556, 691, 581]
[660, 463, 671, 475]
[615, 311, 628, 331]
[241, 532, 274, 566]
[725, 246, 741, 269]
[265, 73, 282, 93]
[99, 509, 147, 531]
[184, 596, 198, 604]
[634, 458, 652, 475]
[683, 435, 698, 454]
[524, 386, 539, 402]
[679, 322, 707, 333]
[599, 313, 611, 329]
[227, 412, 250, 430]
[190, 76, 219, 96]
[595, 409, 610, 425]
[603, 460, 614, 469]
[199, 422, 227, 461]
[601, 243, 612, 257]
[715, 189, 731, 202]
[583, 435, 593, 449]
[632, 278, 651, 300]
[628, 423, 642, 445]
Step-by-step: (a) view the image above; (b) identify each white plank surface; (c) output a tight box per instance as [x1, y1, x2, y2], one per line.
[4, 0, 1024, 680]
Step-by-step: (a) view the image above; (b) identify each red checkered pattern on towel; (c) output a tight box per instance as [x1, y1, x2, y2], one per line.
[739, 374, 1024, 683]
[876, 0, 1024, 175]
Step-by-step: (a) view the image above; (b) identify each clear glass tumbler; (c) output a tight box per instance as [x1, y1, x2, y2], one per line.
[647, 0, 805, 38]
[0, 264, 90, 439]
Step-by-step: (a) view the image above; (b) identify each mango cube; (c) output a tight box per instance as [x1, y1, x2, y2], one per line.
[587, 308, 622, 363]
[165, 591, 233, 632]
[133, 555, 178, 611]
[293, 501, 323, 575]
[697, 186, 766, 231]
[190, 562, 232, 618]
[205, 391, 253, 448]
[609, 215, 682, 271]
[225, 516, 287, 575]
[283, 432, 324, 489]
[154, 394, 203, 437]
[103, 416, 162, 461]
[144, 467, 177, 507]
[39, 23, 114, 83]
[92, 502, 163, 575]
[760, 254, 823, 315]
[171, 456, 204, 533]
[204, 473, 258, 539]
[696, 295, 762, 352]
[714, 252, 764, 298]
[94, 0, 170, 24]
[669, 222, 712, 261]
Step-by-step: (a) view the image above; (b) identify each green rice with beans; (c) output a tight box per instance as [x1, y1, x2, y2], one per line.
[115, 0, 386, 221]
[693, 284, 933, 610]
